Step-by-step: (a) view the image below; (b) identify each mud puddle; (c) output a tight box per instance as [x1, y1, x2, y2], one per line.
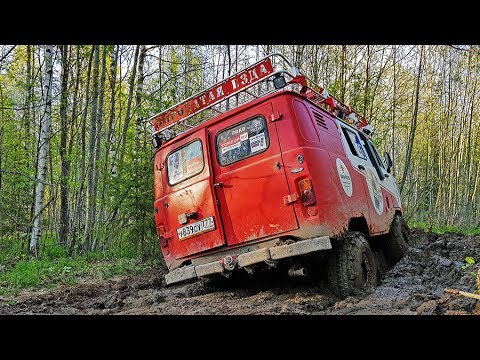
[1, 229, 479, 315]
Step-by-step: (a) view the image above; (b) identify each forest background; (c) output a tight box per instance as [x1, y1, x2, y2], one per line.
[1, 45, 479, 293]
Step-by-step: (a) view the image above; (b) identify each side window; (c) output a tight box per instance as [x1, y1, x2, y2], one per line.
[216, 116, 269, 166]
[358, 132, 385, 180]
[368, 140, 385, 169]
[167, 140, 204, 185]
[341, 126, 367, 160]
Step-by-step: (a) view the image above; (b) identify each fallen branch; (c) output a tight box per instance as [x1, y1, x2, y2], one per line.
[477, 269, 480, 292]
[444, 288, 480, 301]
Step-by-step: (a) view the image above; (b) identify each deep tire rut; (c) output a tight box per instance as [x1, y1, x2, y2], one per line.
[1, 229, 479, 315]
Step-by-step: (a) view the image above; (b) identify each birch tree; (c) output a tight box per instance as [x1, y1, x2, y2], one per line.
[84, 45, 100, 250]
[29, 45, 53, 255]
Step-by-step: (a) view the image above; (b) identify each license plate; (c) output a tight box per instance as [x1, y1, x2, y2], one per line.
[177, 216, 215, 241]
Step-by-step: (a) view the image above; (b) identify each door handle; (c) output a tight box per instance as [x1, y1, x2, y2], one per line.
[358, 165, 365, 170]
[214, 182, 232, 188]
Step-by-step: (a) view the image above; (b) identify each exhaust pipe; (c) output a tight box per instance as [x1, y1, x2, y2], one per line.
[243, 265, 255, 275]
[288, 266, 307, 277]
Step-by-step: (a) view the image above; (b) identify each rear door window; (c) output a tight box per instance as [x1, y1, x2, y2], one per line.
[216, 116, 269, 166]
[167, 140, 204, 185]
[341, 126, 367, 160]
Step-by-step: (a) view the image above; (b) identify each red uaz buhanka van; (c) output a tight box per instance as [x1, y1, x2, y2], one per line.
[148, 54, 410, 297]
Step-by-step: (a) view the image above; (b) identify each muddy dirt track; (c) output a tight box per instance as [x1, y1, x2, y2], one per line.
[1, 229, 479, 315]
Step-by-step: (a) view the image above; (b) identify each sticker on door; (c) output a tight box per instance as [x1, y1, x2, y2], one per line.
[249, 133, 267, 153]
[365, 167, 384, 215]
[336, 158, 353, 197]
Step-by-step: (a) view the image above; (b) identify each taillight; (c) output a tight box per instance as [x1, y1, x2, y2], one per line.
[158, 225, 166, 235]
[298, 178, 316, 206]
[159, 236, 168, 248]
[157, 225, 168, 248]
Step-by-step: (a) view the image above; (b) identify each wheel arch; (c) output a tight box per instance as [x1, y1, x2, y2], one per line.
[394, 208, 403, 217]
[348, 216, 369, 237]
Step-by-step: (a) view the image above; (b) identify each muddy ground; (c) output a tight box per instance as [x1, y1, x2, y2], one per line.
[1, 229, 479, 315]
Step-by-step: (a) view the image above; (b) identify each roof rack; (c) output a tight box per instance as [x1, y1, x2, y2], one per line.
[147, 53, 373, 139]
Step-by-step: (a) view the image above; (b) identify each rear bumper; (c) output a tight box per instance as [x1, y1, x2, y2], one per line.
[165, 236, 332, 286]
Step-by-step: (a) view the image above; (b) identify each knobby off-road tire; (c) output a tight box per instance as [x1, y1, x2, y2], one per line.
[383, 214, 411, 266]
[327, 232, 378, 298]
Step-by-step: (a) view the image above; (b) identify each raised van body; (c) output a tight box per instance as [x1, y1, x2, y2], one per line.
[149, 54, 409, 297]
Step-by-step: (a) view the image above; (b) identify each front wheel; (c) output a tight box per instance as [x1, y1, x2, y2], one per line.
[382, 214, 410, 266]
[327, 231, 378, 298]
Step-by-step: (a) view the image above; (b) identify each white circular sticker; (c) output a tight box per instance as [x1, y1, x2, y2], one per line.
[365, 168, 384, 215]
[336, 158, 353, 197]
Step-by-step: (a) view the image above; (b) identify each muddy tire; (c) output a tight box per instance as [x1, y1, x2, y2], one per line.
[383, 214, 410, 266]
[327, 232, 378, 298]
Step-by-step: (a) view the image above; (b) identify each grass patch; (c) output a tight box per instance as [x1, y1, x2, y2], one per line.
[410, 221, 480, 236]
[0, 256, 158, 296]
[0, 236, 162, 297]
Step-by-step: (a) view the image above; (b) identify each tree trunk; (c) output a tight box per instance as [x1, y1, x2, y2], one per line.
[464, 62, 477, 221]
[135, 45, 146, 137]
[184, 45, 189, 98]
[23, 45, 32, 154]
[391, 45, 397, 177]
[28, 47, 38, 238]
[99, 45, 118, 231]
[118, 45, 140, 165]
[91, 45, 108, 250]
[134, 45, 147, 255]
[400, 46, 424, 194]
[363, 45, 370, 116]
[226, 45, 231, 108]
[58, 45, 70, 247]
[0, 84, 4, 231]
[29, 45, 54, 256]
[70, 46, 91, 255]
[84, 45, 100, 251]
[340, 45, 346, 102]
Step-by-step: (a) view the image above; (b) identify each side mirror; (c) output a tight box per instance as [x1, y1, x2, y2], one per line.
[384, 151, 393, 173]
[273, 74, 287, 89]
[152, 133, 163, 149]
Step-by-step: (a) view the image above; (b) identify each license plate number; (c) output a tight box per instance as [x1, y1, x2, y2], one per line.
[177, 216, 215, 241]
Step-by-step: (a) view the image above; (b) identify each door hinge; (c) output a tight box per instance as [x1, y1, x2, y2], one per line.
[284, 193, 298, 205]
[270, 110, 282, 122]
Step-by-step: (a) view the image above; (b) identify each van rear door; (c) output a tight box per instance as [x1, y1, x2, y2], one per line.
[208, 102, 299, 246]
[161, 129, 226, 259]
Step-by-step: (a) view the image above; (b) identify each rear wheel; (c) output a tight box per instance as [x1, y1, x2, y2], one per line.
[382, 214, 410, 266]
[327, 231, 378, 298]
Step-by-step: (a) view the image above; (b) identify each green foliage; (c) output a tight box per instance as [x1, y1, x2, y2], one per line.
[327, 80, 343, 98]
[44, 243, 67, 260]
[0, 227, 162, 296]
[460, 256, 477, 279]
[0, 235, 25, 264]
[0, 257, 77, 292]
[410, 221, 480, 236]
[0, 247, 160, 296]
